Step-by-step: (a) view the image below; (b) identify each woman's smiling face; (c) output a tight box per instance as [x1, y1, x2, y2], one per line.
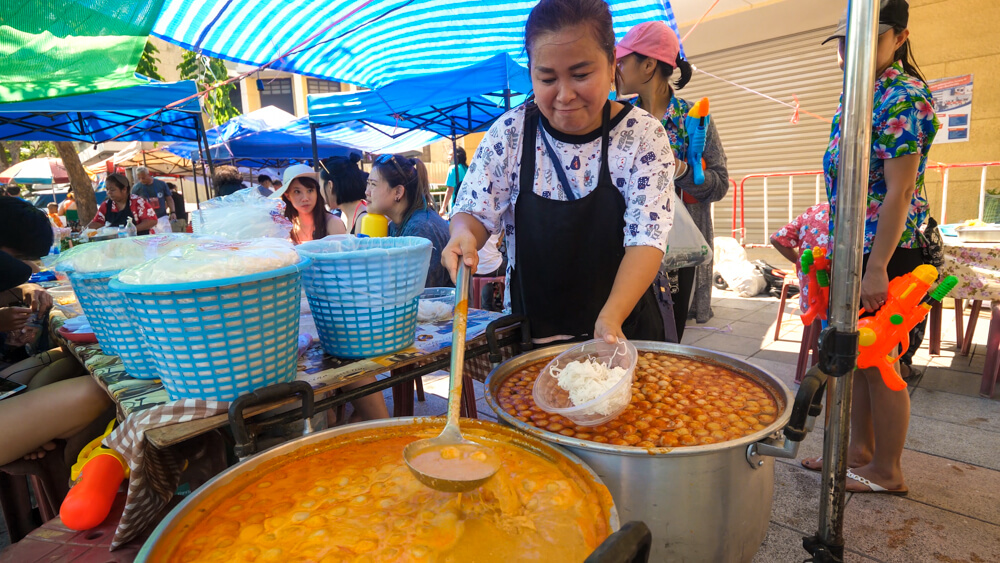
[529, 24, 615, 135]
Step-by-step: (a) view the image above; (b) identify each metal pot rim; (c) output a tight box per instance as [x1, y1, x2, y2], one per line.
[137, 417, 619, 561]
[485, 341, 795, 458]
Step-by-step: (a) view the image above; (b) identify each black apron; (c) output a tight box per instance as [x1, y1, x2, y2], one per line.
[104, 200, 150, 236]
[510, 102, 666, 341]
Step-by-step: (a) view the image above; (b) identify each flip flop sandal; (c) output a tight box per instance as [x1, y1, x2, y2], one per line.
[846, 468, 908, 496]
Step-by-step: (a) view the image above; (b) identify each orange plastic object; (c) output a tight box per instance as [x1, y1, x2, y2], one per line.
[60, 452, 127, 531]
[687, 97, 710, 118]
[800, 247, 831, 326]
[856, 265, 940, 391]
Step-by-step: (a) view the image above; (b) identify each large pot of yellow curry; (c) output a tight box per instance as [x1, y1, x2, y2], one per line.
[487, 341, 820, 563]
[137, 418, 619, 562]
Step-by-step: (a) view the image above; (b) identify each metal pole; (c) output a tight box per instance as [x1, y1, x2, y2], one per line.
[816, 174, 822, 205]
[941, 167, 950, 223]
[788, 176, 794, 223]
[198, 122, 216, 195]
[814, 0, 880, 559]
[310, 124, 320, 175]
[979, 166, 988, 221]
[763, 177, 769, 243]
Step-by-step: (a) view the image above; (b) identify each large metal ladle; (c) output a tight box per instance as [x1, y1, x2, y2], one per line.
[403, 262, 500, 493]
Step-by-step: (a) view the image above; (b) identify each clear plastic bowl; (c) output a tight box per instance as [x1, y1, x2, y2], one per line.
[532, 339, 638, 427]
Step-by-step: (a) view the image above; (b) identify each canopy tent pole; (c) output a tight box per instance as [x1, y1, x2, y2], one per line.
[805, 0, 880, 561]
[142, 149, 147, 168]
[311, 124, 320, 175]
[504, 89, 512, 111]
[198, 124, 216, 195]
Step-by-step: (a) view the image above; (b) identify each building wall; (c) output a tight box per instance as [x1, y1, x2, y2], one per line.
[908, 0, 1000, 223]
[679, 0, 999, 226]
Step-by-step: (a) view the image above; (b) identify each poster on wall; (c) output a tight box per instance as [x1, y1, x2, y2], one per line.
[928, 74, 973, 144]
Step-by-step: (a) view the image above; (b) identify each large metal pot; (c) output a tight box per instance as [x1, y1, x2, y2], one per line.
[486, 341, 815, 563]
[137, 417, 620, 561]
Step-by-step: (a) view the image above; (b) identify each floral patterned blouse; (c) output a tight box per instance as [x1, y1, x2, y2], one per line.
[772, 203, 830, 309]
[823, 61, 939, 253]
[452, 102, 676, 309]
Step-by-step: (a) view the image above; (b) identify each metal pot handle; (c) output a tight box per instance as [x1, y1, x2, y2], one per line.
[584, 521, 652, 563]
[228, 381, 316, 461]
[746, 365, 828, 468]
[485, 314, 532, 364]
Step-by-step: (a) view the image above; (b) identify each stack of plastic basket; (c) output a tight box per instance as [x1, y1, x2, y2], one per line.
[63, 268, 160, 380]
[108, 258, 310, 401]
[297, 236, 431, 358]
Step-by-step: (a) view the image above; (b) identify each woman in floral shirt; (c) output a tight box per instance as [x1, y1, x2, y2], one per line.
[446, 0, 675, 344]
[806, 0, 938, 495]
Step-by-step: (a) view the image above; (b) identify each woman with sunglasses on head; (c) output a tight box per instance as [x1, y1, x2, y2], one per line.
[799, 0, 938, 496]
[272, 164, 347, 244]
[615, 21, 730, 337]
[366, 154, 453, 288]
[444, 0, 675, 345]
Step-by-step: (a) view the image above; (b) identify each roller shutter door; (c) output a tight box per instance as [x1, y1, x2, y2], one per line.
[682, 27, 842, 245]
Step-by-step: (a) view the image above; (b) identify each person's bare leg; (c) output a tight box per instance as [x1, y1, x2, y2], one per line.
[847, 365, 909, 492]
[342, 376, 389, 421]
[0, 348, 67, 385]
[0, 377, 112, 466]
[801, 372, 874, 470]
[26, 356, 86, 390]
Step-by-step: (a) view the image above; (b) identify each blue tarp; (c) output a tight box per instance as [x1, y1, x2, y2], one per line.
[152, 0, 677, 88]
[167, 115, 440, 162]
[166, 105, 298, 161]
[308, 53, 530, 137]
[0, 79, 203, 143]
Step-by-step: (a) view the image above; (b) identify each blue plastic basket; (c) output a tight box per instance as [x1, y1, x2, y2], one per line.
[66, 270, 160, 380]
[108, 259, 310, 402]
[297, 237, 431, 358]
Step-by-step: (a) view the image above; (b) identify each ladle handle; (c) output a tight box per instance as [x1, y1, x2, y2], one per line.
[445, 263, 472, 432]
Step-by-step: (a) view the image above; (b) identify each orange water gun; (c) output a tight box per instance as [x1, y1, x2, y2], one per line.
[60, 420, 129, 530]
[800, 247, 830, 326]
[684, 98, 710, 187]
[857, 266, 958, 391]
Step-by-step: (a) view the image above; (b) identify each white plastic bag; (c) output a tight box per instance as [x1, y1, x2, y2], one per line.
[54, 234, 204, 273]
[116, 238, 301, 285]
[713, 237, 767, 298]
[150, 215, 173, 234]
[191, 186, 293, 240]
[662, 203, 710, 271]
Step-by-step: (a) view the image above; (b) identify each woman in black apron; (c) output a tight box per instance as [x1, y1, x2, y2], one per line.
[86, 173, 156, 235]
[443, 0, 676, 344]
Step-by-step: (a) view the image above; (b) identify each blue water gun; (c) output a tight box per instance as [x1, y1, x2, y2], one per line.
[683, 97, 710, 186]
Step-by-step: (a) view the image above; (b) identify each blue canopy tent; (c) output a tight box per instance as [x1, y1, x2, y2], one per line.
[0, 78, 220, 204]
[165, 105, 299, 163]
[307, 53, 529, 172]
[0, 79, 203, 144]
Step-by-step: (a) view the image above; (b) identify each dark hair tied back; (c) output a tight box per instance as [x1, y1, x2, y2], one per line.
[673, 54, 692, 89]
[892, 26, 926, 84]
[525, 0, 616, 64]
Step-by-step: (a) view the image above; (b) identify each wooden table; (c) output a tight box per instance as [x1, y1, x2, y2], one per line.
[928, 237, 1000, 397]
[54, 305, 523, 449]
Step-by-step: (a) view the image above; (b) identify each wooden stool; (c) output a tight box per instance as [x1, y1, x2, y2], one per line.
[773, 275, 800, 342]
[794, 319, 822, 385]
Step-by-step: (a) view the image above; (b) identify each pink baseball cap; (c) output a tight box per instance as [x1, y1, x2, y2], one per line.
[616, 21, 681, 65]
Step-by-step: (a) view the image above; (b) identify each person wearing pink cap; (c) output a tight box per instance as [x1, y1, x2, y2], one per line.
[272, 164, 347, 244]
[616, 21, 730, 337]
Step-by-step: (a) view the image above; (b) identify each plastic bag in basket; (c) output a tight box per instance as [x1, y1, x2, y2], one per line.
[116, 238, 301, 285]
[53, 234, 205, 273]
[190, 186, 293, 241]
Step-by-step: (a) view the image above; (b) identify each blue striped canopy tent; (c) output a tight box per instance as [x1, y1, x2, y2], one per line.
[151, 0, 679, 88]
[308, 52, 531, 141]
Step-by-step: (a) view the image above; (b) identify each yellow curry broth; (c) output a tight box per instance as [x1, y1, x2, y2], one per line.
[160, 424, 611, 562]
